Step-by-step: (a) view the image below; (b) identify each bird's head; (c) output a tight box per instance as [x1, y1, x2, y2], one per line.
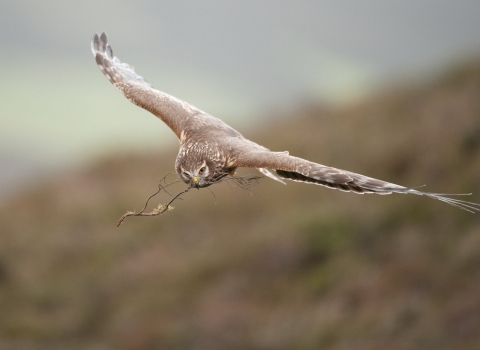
[179, 160, 213, 189]
[176, 143, 231, 189]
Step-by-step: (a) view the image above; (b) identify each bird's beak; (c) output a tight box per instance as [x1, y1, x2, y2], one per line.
[192, 176, 200, 189]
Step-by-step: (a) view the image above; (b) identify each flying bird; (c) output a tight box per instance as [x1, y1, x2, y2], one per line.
[91, 32, 480, 213]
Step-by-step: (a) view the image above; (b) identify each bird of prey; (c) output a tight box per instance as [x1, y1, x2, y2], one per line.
[91, 32, 479, 213]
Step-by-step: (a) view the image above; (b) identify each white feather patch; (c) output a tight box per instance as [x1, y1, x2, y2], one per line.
[258, 168, 286, 184]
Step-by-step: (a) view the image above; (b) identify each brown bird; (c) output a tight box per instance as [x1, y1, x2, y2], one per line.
[91, 32, 479, 213]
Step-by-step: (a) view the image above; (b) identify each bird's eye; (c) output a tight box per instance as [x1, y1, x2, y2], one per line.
[199, 166, 206, 174]
[183, 172, 190, 178]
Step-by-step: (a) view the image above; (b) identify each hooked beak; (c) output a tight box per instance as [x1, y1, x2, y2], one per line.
[192, 176, 200, 189]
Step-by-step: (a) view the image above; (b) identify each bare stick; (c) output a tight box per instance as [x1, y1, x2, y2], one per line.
[116, 173, 261, 227]
[116, 178, 191, 227]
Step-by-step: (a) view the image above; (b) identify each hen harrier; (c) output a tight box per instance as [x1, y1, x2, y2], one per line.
[91, 32, 479, 213]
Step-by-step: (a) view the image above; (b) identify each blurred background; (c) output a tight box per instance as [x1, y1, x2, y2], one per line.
[1, 1, 480, 349]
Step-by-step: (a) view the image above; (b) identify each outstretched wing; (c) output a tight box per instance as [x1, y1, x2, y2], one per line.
[91, 32, 211, 139]
[232, 148, 480, 212]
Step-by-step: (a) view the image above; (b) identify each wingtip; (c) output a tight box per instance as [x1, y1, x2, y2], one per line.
[106, 44, 114, 59]
[92, 31, 110, 56]
[91, 33, 100, 56]
[100, 32, 108, 44]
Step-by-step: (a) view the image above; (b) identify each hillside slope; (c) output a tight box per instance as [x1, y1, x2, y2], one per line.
[0, 61, 480, 350]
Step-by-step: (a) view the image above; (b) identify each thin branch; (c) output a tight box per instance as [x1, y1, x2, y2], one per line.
[116, 175, 190, 227]
[116, 173, 262, 227]
[158, 172, 181, 197]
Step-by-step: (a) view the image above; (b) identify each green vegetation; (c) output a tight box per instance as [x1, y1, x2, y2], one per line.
[0, 60, 479, 349]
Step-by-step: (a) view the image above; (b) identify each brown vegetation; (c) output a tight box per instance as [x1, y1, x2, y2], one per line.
[0, 60, 479, 350]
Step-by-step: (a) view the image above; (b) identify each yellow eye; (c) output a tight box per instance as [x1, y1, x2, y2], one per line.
[199, 166, 206, 174]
